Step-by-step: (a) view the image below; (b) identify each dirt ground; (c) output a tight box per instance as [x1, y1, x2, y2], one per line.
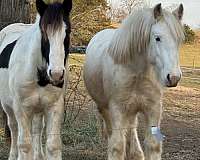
[161, 86, 200, 160]
[0, 69, 199, 160]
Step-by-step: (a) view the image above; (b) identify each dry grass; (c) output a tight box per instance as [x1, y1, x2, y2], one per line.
[69, 54, 85, 66]
[180, 30, 200, 68]
[180, 44, 200, 68]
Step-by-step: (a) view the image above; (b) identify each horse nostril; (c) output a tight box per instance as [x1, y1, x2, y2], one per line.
[49, 69, 65, 82]
[60, 70, 65, 80]
[49, 69, 52, 77]
[167, 74, 171, 82]
[166, 74, 181, 87]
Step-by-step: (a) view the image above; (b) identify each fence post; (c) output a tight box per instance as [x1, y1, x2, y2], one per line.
[192, 56, 196, 70]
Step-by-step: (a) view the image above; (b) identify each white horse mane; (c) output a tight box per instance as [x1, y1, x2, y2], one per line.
[108, 8, 185, 64]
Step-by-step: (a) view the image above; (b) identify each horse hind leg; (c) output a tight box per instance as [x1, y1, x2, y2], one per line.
[32, 113, 45, 160]
[1, 104, 18, 160]
[0, 103, 11, 140]
[97, 105, 112, 140]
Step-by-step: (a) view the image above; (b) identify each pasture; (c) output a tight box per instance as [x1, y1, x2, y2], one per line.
[0, 42, 200, 159]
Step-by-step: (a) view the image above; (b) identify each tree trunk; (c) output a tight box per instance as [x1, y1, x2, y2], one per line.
[0, 0, 31, 30]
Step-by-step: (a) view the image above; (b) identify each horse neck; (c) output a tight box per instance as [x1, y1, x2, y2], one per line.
[128, 53, 149, 74]
[22, 24, 45, 80]
[127, 53, 162, 89]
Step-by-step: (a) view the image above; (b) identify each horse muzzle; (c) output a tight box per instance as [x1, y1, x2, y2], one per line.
[166, 74, 181, 87]
[49, 69, 65, 87]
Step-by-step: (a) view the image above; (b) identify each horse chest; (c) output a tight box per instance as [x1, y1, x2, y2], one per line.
[18, 84, 63, 109]
[111, 77, 161, 108]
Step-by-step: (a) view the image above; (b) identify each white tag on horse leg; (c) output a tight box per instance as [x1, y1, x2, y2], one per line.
[151, 126, 165, 142]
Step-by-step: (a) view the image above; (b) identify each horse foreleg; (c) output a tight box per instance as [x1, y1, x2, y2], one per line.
[143, 102, 163, 160]
[45, 96, 64, 160]
[2, 104, 18, 160]
[127, 116, 144, 160]
[13, 101, 33, 160]
[32, 113, 45, 160]
[107, 102, 127, 160]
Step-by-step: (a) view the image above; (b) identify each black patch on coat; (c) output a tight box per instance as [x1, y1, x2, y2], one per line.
[41, 36, 50, 64]
[56, 81, 64, 88]
[37, 67, 50, 87]
[37, 67, 64, 88]
[0, 40, 17, 68]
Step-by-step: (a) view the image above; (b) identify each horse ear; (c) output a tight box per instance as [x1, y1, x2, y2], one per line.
[173, 4, 184, 21]
[36, 0, 48, 16]
[63, 0, 72, 14]
[153, 3, 163, 20]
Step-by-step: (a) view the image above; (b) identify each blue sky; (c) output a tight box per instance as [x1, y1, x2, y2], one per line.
[110, 0, 200, 29]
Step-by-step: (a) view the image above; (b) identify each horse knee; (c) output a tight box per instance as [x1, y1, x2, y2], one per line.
[8, 121, 17, 130]
[112, 144, 124, 155]
[18, 142, 32, 153]
[144, 137, 162, 154]
[46, 138, 61, 155]
[109, 146, 124, 159]
[129, 150, 144, 160]
[108, 138, 124, 158]
[33, 153, 44, 160]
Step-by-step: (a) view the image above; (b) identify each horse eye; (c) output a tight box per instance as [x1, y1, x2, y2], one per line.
[156, 37, 161, 42]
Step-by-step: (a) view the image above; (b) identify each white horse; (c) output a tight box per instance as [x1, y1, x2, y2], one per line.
[0, 0, 72, 160]
[84, 4, 184, 160]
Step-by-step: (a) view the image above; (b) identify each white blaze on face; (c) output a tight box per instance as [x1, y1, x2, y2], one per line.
[47, 22, 66, 81]
[149, 21, 181, 86]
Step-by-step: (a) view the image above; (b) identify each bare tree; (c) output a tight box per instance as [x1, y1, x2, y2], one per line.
[0, 0, 31, 30]
[121, 0, 143, 14]
[165, 3, 179, 12]
[107, 7, 121, 23]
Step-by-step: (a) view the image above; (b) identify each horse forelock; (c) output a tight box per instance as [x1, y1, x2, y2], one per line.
[108, 8, 184, 64]
[40, 3, 63, 37]
[38, 2, 71, 65]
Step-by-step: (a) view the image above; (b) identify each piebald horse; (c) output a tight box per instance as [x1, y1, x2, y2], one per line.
[0, 23, 32, 139]
[84, 4, 184, 160]
[0, 0, 72, 160]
